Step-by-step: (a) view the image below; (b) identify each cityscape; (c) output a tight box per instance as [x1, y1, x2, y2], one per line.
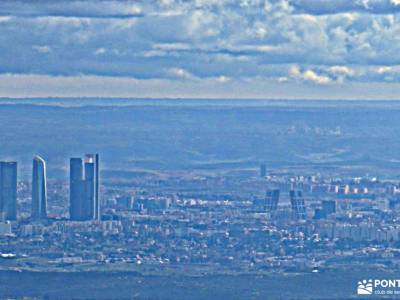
[4, 0, 400, 298]
[2, 140, 400, 297]
[0, 100, 399, 299]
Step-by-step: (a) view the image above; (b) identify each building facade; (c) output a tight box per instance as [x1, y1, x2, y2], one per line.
[69, 154, 99, 221]
[265, 189, 280, 211]
[32, 156, 47, 220]
[0, 162, 17, 221]
[290, 190, 307, 220]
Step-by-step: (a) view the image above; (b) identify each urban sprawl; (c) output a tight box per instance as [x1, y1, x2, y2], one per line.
[0, 157, 399, 274]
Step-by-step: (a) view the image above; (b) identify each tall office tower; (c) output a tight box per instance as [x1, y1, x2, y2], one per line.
[85, 154, 100, 220]
[260, 164, 267, 177]
[265, 189, 280, 211]
[0, 162, 17, 221]
[69, 154, 99, 221]
[32, 156, 47, 220]
[290, 190, 306, 220]
[95, 154, 99, 220]
[70, 157, 83, 220]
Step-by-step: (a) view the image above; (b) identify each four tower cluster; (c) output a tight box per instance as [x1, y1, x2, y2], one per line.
[0, 154, 99, 222]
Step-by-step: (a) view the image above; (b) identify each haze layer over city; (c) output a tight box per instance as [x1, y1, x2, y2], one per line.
[3, 99, 400, 179]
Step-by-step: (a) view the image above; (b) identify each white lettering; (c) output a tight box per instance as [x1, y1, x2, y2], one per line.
[388, 280, 397, 288]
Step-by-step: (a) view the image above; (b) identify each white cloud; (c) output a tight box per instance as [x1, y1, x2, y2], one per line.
[32, 45, 51, 54]
[166, 68, 195, 79]
[377, 66, 392, 73]
[187, 10, 220, 38]
[277, 76, 288, 82]
[289, 65, 331, 84]
[215, 75, 230, 83]
[159, 0, 175, 6]
[328, 66, 355, 76]
[1, 0, 400, 98]
[289, 65, 301, 77]
[357, 0, 371, 9]
[303, 70, 331, 84]
[0, 16, 11, 23]
[4, 73, 400, 100]
[153, 43, 191, 51]
[94, 48, 106, 55]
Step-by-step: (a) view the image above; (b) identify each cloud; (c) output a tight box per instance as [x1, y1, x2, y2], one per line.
[0, 1, 144, 18]
[289, 65, 331, 84]
[215, 75, 230, 83]
[328, 66, 355, 76]
[0, 16, 11, 22]
[166, 68, 195, 79]
[377, 66, 392, 73]
[94, 48, 106, 55]
[291, 0, 400, 14]
[4, 73, 400, 100]
[1, 0, 400, 98]
[32, 45, 51, 54]
[302, 70, 331, 84]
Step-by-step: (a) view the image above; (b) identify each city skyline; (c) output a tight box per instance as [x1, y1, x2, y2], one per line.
[0, 102, 399, 299]
[1, 0, 399, 298]
[0, 154, 100, 222]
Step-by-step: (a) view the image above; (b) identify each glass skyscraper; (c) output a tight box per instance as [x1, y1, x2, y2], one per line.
[69, 154, 99, 221]
[290, 190, 307, 220]
[0, 161, 17, 221]
[32, 156, 47, 220]
[265, 189, 280, 212]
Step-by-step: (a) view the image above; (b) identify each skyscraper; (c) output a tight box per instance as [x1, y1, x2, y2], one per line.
[290, 190, 306, 220]
[260, 164, 267, 177]
[265, 189, 280, 211]
[0, 162, 17, 221]
[32, 156, 47, 220]
[95, 153, 99, 220]
[253, 189, 280, 212]
[70, 157, 82, 220]
[69, 154, 99, 221]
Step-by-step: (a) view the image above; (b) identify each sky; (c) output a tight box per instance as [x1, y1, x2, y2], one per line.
[2, 0, 400, 99]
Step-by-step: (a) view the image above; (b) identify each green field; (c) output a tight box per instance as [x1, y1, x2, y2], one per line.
[0, 266, 398, 299]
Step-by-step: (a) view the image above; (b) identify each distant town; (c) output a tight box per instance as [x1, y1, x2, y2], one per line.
[1, 154, 400, 275]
